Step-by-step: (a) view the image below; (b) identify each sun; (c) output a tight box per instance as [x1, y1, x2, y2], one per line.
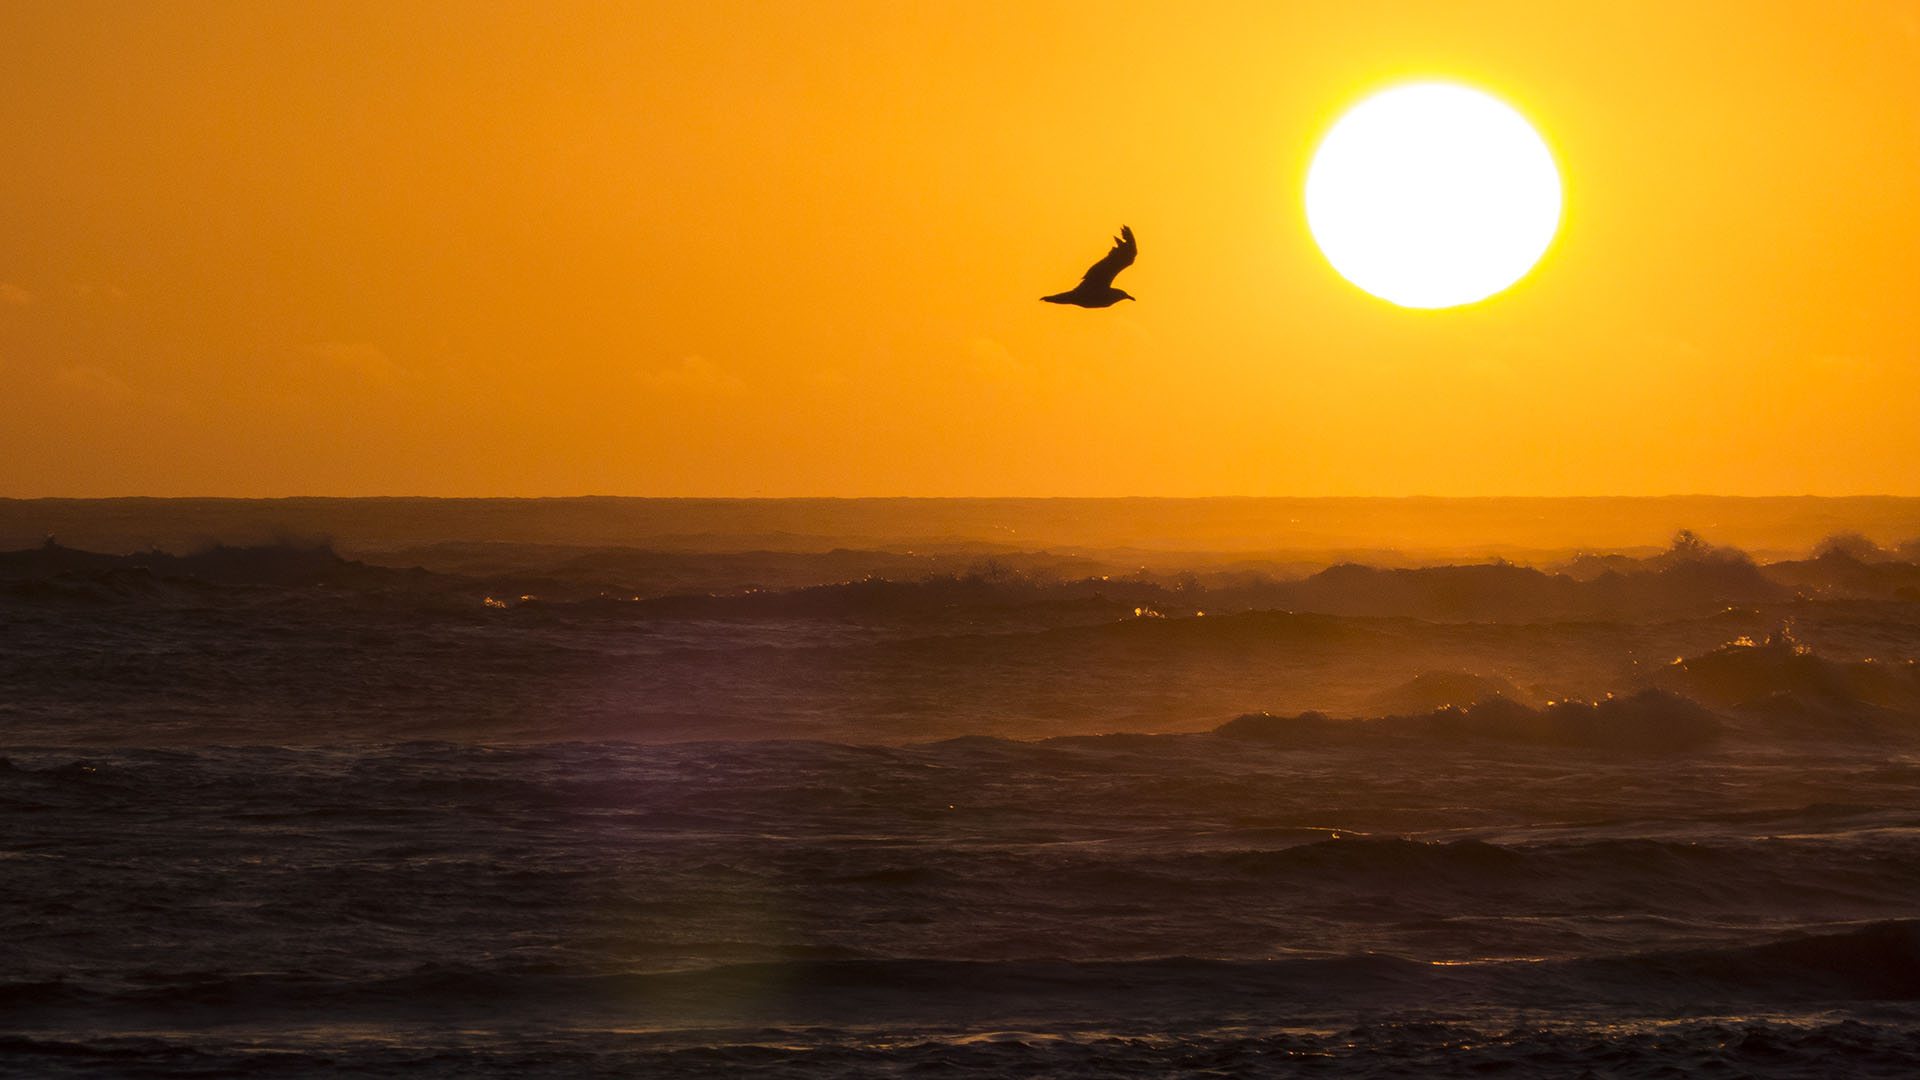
[1305, 82, 1561, 309]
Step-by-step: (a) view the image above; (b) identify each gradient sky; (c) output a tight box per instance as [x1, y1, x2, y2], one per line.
[3, 1, 1916, 496]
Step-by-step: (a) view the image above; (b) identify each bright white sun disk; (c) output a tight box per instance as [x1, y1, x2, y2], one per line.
[1306, 83, 1561, 309]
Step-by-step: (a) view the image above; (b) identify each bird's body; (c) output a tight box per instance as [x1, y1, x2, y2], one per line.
[1042, 226, 1137, 307]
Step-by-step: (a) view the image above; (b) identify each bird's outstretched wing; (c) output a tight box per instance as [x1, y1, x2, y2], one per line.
[1077, 226, 1136, 289]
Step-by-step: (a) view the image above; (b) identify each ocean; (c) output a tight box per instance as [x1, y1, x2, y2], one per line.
[3, 497, 1919, 1076]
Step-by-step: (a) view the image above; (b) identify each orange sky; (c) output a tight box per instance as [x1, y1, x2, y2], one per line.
[2, 1, 1916, 496]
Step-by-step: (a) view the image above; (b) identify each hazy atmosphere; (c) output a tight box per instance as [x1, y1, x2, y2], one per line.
[4, 1, 1917, 496]
[7, 4, 1920, 1077]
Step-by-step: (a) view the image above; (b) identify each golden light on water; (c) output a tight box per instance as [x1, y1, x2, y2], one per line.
[1306, 82, 1562, 309]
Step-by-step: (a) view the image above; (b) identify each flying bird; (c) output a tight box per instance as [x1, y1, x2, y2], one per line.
[1042, 226, 1136, 307]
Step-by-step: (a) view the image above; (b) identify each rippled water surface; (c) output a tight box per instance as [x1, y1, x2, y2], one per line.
[5, 507, 1920, 1076]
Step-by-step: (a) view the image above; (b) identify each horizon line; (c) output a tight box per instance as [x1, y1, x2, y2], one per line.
[7, 493, 1920, 503]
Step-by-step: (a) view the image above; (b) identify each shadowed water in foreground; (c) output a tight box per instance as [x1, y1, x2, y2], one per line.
[3, 499, 1919, 1076]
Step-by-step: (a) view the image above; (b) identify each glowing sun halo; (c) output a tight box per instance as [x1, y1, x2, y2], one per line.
[1306, 82, 1561, 309]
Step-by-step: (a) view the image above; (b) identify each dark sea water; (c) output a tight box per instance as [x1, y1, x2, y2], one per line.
[4, 498, 1920, 1076]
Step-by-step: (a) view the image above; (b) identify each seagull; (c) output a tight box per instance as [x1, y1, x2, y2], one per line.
[1041, 226, 1136, 307]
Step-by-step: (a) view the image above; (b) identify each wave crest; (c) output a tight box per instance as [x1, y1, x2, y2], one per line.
[1216, 689, 1721, 751]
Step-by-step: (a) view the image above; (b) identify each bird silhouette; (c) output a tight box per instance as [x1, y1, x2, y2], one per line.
[1041, 226, 1136, 307]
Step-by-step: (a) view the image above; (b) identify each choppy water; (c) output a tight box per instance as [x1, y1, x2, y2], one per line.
[5, 509, 1920, 1076]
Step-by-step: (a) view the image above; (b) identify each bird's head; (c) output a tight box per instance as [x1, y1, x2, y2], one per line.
[1118, 291, 1136, 302]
